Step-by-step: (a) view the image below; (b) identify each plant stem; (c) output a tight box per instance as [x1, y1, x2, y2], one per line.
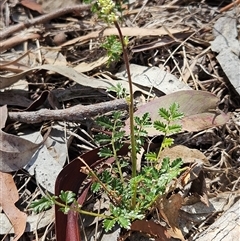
[156, 120, 170, 161]
[112, 142, 123, 183]
[114, 21, 137, 209]
[114, 21, 137, 177]
[111, 119, 124, 183]
[78, 157, 121, 205]
[55, 200, 110, 219]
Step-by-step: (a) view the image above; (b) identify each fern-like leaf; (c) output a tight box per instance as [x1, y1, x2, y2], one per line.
[167, 124, 182, 135]
[158, 108, 170, 120]
[153, 121, 166, 132]
[145, 152, 158, 162]
[161, 137, 174, 148]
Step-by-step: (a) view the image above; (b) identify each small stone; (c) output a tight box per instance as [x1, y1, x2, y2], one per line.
[53, 32, 67, 46]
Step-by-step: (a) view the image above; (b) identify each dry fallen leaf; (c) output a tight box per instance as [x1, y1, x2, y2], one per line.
[125, 90, 230, 135]
[0, 208, 54, 234]
[0, 172, 27, 241]
[20, 0, 44, 14]
[38, 0, 80, 13]
[0, 91, 32, 108]
[211, 10, 240, 95]
[158, 194, 185, 241]
[73, 56, 109, 73]
[130, 219, 170, 241]
[0, 64, 142, 94]
[157, 145, 210, 166]
[181, 160, 209, 206]
[21, 130, 63, 193]
[116, 63, 191, 95]
[0, 106, 51, 172]
[0, 130, 49, 172]
[61, 27, 191, 47]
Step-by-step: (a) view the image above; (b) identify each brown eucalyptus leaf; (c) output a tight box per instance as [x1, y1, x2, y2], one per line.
[157, 145, 209, 167]
[130, 219, 170, 240]
[158, 194, 185, 241]
[0, 172, 27, 240]
[20, 0, 44, 14]
[125, 90, 230, 135]
[159, 194, 183, 228]
[181, 112, 230, 132]
[0, 129, 50, 172]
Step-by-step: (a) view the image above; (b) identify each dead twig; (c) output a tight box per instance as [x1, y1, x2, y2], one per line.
[220, 0, 240, 12]
[0, 4, 90, 41]
[8, 99, 129, 124]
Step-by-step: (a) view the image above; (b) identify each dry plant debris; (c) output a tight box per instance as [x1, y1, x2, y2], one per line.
[0, 0, 240, 240]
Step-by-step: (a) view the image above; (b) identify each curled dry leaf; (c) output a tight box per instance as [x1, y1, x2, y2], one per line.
[181, 160, 209, 207]
[55, 144, 130, 241]
[0, 172, 27, 240]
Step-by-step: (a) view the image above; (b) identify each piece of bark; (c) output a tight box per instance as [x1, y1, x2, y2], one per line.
[8, 99, 129, 124]
[193, 199, 240, 241]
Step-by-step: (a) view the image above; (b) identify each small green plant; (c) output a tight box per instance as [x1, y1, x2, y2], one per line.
[102, 35, 129, 64]
[107, 82, 127, 98]
[30, 103, 185, 231]
[145, 102, 184, 162]
[30, 0, 186, 235]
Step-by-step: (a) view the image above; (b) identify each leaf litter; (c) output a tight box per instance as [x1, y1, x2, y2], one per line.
[0, 105, 51, 172]
[0, 0, 240, 240]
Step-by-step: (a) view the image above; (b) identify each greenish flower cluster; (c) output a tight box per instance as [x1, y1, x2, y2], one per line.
[95, 0, 118, 23]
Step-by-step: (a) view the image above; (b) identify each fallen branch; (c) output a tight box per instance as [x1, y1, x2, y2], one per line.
[0, 4, 90, 41]
[8, 99, 129, 124]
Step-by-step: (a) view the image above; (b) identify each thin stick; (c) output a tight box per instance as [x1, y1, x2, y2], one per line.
[0, 4, 90, 40]
[8, 99, 129, 124]
[220, 0, 240, 12]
